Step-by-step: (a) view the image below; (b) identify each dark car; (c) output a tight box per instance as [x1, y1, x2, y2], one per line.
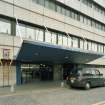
[66, 69, 105, 89]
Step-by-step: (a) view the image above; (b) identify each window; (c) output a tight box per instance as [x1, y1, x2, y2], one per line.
[104, 46, 105, 53]
[84, 40, 88, 50]
[71, 11, 75, 19]
[45, 31, 52, 43]
[16, 23, 26, 38]
[26, 26, 35, 40]
[68, 36, 72, 47]
[62, 8, 65, 15]
[65, 9, 70, 17]
[49, 1, 56, 11]
[45, 0, 49, 8]
[80, 39, 84, 49]
[58, 34, 63, 45]
[56, 5, 62, 14]
[32, 0, 38, 4]
[37, 29, 44, 41]
[87, 41, 92, 50]
[80, 15, 84, 23]
[95, 70, 100, 75]
[51, 33, 57, 44]
[91, 42, 97, 52]
[72, 37, 78, 48]
[37, 0, 44, 6]
[0, 18, 11, 34]
[98, 44, 103, 53]
[35, 28, 44, 42]
[63, 35, 68, 46]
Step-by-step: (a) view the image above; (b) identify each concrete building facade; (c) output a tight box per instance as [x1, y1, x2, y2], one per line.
[0, 0, 105, 86]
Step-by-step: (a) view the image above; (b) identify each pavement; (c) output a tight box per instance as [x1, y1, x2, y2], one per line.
[0, 81, 105, 105]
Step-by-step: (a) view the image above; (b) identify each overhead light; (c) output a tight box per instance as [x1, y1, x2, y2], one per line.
[65, 56, 69, 59]
[34, 53, 39, 56]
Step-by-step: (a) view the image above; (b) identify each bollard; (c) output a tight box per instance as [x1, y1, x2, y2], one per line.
[10, 84, 15, 93]
[61, 81, 64, 88]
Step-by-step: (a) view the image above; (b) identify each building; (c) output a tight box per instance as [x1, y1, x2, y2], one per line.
[0, 0, 105, 86]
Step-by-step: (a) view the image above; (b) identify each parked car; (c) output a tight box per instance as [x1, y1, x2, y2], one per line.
[66, 69, 105, 90]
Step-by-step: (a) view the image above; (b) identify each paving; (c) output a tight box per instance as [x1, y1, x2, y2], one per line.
[0, 81, 105, 105]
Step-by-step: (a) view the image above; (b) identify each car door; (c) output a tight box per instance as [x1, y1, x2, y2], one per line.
[91, 69, 98, 87]
[95, 70, 103, 86]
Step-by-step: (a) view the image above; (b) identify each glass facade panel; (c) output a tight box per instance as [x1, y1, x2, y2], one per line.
[92, 43, 97, 52]
[98, 44, 103, 53]
[80, 39, 84, 49]
[0, 19, 11, 34]
[37, 0, 44, 6]
[104, 46, 105, 53]
[49, 1, 55, 11]
[35, 28, 39, 41]
[84, 41, 88, 50]
[63, 35, 68, 46]
[32, 0, 105, 32]
[88, 42, 92, 51]
[58, 34, 63, 45]
[37, 29, 44, 41]
[68, 36, 71, 47]
[57, 5, 62, 14]
[72, 37, 78, 48]
[45, 0, 49, 8]
[26, 26, 35, 40]
[16, 24, 26, 38]
[45, 31, 52, 43]
[51, 33, 57, 44]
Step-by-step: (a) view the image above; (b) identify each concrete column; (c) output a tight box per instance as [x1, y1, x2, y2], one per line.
[16, 62, 21, 85]
[53, 64, 63, 81]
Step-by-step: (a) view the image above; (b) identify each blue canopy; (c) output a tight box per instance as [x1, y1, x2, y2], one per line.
[16, 40, 103, 64]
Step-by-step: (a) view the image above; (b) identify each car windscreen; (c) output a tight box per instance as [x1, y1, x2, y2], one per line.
[70, 69, 82, 75]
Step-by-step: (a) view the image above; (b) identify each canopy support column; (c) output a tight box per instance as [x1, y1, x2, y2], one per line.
[16, 62, 21, 85]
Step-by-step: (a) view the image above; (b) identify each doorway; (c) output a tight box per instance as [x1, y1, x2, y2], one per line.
[21, 64, 53, 84]
[63, 64, 76, 80]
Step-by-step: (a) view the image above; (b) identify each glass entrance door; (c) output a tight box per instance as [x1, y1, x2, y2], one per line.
[21, 64, 53, 84]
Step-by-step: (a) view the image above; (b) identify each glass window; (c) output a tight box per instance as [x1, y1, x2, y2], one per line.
[74, 13, 78, 20]
[71, 11, 75, 19]
[37, 0, 44, 6]
[51, 33, 57, 45]
[87, 41, 92, 51]
[104, 46, 105, 53]
[84, 40, 88, 50]
[80, 15, 84, 23]
[65, 9, 70, 17]
[35, 28, 44, 42]
[26, 26, 35, 40]
[45, 0, 49, 8]
[91, 43, 97, 52]
[56, 5, 62, 14]
[63, 35, 68, 46]
[45, 31, 52, 43]
[37, 29, 44, 42]
[49, 1, 55, 11]
[80, 39, 84, 49]
[16, 23, 26, 38]
[68, 36, 72, 47]
[58, 34, 63, 45]
[72, 37, 78, 48]
[0, 18, 11, 34]
[32, 0, 38, 4]
[62, 8, 65, 15]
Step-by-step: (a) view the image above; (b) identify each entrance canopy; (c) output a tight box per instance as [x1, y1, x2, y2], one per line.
[16, 40, 103, 64]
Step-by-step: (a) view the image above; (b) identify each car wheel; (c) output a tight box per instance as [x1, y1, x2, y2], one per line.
[85, 83, 90, 90]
